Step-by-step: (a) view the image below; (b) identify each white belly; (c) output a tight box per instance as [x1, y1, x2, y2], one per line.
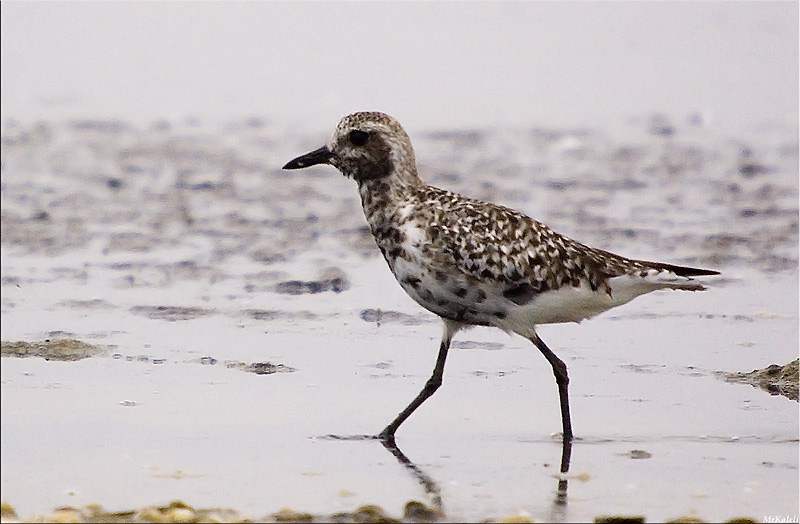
[497, 273, 679, 338]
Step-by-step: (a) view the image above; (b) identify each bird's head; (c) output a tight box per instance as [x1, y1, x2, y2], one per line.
[283, 112, 418, 184]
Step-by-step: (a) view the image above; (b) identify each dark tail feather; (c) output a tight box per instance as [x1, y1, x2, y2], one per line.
[646, 261, 721, 277]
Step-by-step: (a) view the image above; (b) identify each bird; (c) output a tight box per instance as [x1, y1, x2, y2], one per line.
[283, 111, 719, 448]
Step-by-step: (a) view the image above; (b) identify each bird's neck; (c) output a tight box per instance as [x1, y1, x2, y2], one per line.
[357, 171, 425, 233]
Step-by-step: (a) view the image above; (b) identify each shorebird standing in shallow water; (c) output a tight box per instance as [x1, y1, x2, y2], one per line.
[283, 112, 719, 460]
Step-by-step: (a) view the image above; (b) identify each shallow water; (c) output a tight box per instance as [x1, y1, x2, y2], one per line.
[1, 116, 798, 521]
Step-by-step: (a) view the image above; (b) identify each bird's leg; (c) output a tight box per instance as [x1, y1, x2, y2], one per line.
[530, 335, 574, 449]
[378, 323, 457, 444]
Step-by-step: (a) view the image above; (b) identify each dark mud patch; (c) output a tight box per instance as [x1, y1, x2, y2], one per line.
[243, 309, 282, 321]
[56, 299, 117, 310]
[620, 364, 667, 374]
[191, 356, 296, 375]
[242, 309, 321, 321]
[1, 338, 108, 361]
[721, 359, 799, 401]
[360, 308, 433, 326]
[470, 369, 518, 379]
[130, 305, 218, 321]
[453, 341, 505, 351]
[274, 268, 350, 295]
[225, 360, 296, 375]
[112, 353, 168, 364]
[619, 449, 653, 460]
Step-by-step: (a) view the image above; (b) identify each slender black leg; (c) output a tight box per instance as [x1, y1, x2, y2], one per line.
[531, 335, 573, 446]
[531, 334, 573, 510]
[378, 324, 456, 444]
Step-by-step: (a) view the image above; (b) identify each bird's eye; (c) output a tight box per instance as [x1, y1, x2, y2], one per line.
[349, 130, 370, 146]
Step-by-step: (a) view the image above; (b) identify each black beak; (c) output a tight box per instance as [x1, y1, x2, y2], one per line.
[283, 146, 334, 170]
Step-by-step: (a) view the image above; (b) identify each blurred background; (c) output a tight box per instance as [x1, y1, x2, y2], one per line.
[2, 1, 797, 132]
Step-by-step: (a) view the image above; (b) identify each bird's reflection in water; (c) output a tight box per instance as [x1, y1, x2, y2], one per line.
[319, 433, 573, 520]
[378, 437, 443, 511]
[551, 434, 573, 521]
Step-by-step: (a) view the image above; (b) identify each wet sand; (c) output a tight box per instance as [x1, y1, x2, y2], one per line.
[1, 116, 797, 522]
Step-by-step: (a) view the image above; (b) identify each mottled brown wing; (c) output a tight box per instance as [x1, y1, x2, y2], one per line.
[422, 188, 641, 298]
